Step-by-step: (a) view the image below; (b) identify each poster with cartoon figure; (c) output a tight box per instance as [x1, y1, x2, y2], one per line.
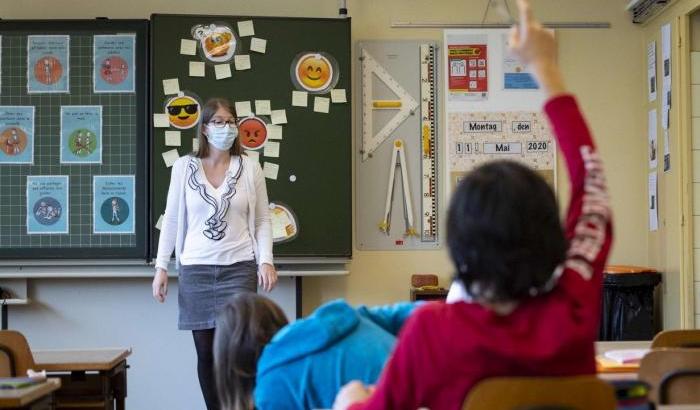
[93, 34, 135, 93]
[93, 175, 135, 234]
[60, 106, 102, 164]
[26, 175, 69, 234]
[192, 23, 237, 63]
[27, 35, 69, 94]
[0, 106, 34, 164]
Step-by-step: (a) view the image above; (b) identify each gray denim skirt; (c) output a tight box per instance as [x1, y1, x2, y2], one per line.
[178, 260, 258, 330]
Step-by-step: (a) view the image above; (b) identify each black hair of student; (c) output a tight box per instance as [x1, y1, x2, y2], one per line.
[195, 97, 243, 158]
[213, 293, 289, 410]
[447, 160, 567, 303]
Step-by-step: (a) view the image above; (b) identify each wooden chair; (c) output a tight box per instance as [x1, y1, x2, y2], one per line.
[462, 376, 617, 410]
[638, 348, 700, 405]
[652, 330, 700, 348]
[0, 330, 37, 377]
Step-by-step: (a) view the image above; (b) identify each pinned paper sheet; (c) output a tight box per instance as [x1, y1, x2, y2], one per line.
[193, 138, 199, 151]
[314, 97, 330, 114]
[155, 214, 164, 230]
[238, 20, 255, 37]
[235, 101, 253, 117]
[250, 38, 267, 54]
[163, 78, 180, 95]
[267, 125, 283, 140]
[153, 113, 170, 128]
[189, 61, 205, 77]
[264, 141, 280, 158]
[271, 109, 287, 124]
[331, 89, 347, 103]
[292, 91, 308, 107]
[180, 39, 197, 55]
[263, 162, 279, 180]
[245, 150, 260, 163]
[234, 55, 251, 71]
[255, 100, 271, 115]
[165, 131, 181, 147]
[215, 64, 232, 80]
[162, 149, 180, 167]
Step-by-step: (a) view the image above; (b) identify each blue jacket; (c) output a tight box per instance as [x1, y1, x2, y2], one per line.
[254, 299, 419, 410]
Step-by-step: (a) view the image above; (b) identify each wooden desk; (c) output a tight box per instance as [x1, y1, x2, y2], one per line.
[0, 378, 60, 409]
[595, 341, 651, 380]
[34, 349, 131, 410]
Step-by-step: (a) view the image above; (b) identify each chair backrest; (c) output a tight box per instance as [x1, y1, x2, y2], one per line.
[0, 330, 36, 377]
[462, 376, 617, 410]
[652, 330, 700, 349]
[639, 348, 700, 405]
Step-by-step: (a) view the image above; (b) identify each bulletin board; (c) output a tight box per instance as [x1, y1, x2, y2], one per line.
[0, 20, 149, 260]
[150, 14, 352, 259]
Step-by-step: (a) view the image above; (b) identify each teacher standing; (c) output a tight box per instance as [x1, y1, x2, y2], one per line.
[152, 97, 277, 410]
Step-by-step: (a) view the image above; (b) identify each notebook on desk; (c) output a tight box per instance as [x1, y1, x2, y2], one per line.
[0, 378, 41, 389]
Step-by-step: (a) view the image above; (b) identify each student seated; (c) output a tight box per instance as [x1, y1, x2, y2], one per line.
[212, 293, 419, 410]
[333, 1, 613, 409]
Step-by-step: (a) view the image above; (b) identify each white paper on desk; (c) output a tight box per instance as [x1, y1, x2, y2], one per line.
[271, 109, 287, 124]
[163, 78, 180, 95]
[264, 141, 280, 158]
[263, 162, 279, 180]
[649, 171, 658, 232]
[255, 100, 271, 115]
[238, 20, 255, 37]
[245, 150, 259, 163]
[604, 349, 650, 365]
[192, 138, 199, 152]
[235, 101, 253, 117]
[647, 41, 657, 103]
[250, 38, 267, 54]
[267, 125, 283, 140]
[292, 91, 308, 107]
[165, 131, 181, 147]
[153, 113, 170, 128]
[215, 64, 232, 80]
[314, 96, 330, 113]
[189, 61, 205, 77]
[180, 39, 197, 55]
[331, 89, 347, 103]
[155, 214, 164, 230]
[235, 54, 251, 71]
[162, 149, 180, 167]
[649, 109, 658, 169]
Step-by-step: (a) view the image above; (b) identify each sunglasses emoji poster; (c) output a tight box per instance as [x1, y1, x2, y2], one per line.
[191, 23, 237, 63]
[165, 93, 201, 130]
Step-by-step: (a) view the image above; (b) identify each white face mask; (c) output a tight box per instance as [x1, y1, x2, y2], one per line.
[206, 124, 239, 151]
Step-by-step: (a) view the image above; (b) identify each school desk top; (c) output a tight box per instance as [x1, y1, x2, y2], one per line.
[595, 341, 651, 375]
[33, 348, 131, 372]
[0, 377, 60, 407]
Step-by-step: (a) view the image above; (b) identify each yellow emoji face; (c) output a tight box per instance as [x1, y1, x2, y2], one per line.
[166, 95, 200, 129]
[295, 53, 333, 91]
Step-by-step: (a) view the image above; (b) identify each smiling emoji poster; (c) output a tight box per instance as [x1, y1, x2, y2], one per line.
[166, 93, 201, 130]
[292, 52, 339, 93]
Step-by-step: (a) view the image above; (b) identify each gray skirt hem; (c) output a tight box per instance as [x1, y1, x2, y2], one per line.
[178, 319, 216, 331]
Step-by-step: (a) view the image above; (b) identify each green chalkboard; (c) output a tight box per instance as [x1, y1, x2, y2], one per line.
[150, 14, 352, 259]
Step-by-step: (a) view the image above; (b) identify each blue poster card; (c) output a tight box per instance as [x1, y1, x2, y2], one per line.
[0, 106, 34, 164]
[93, 176, 135, 234]
[60, 106, 102, 164]
[93, 34, 136, 93]
[27, 35, 70, 94]
[26, 175, 69, 234]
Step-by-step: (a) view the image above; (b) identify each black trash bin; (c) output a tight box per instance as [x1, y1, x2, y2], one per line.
[599, 265, 662, 341]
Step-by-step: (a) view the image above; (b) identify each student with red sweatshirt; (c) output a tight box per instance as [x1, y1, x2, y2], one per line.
[333, 1, 612, 409]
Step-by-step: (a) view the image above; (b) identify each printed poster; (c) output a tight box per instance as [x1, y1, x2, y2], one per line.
[448, 38, 488, 101]
[649, 109, 657, 169]
[93, 175, 135, 234]
[60, 106, 102, 164]
[503, 34, 538, 90]
[26, 175, 69, 234]
[27, 35, 69, 94]
[648, 41, 657, 102]
[0, 106, 34, 164]
[648, 171, 658, 232]
[93, 34, 136, 93]
[0, 36, 2, 94]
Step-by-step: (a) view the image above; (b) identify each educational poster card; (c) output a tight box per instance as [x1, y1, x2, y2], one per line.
[447, 37, 488, 101]
[664, 129, 671, 172]
[648, 171, 658, 232]
[648, 41, 657, 102]
[648, 109, 658, 169]
[503, 34, 538, 90]
[0, 106, 34, 164]
[661, 23, 672, 130]
[60, 106, 102, 164]
[93, 175, 135, 234]
[27, 35, 69, 94]
[93, 34, 136, 93]
[26, 175, 69, 234]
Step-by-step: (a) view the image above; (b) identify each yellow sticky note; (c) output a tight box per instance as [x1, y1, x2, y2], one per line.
[234, 55, 251, 70]
[267, 125, 283, 140]
[162, 149, 180, 167]
[163, 78, 180, 95]
[331, 89, 347, 103]
[264, 141, 280, 158]
[292, 91, 308, 107]
[271, 109, 287, 124]
[245, 150, 260, 163]
[165, 131, 181, 147]
[255, 100, 271, 115]
[180, 39, 197, 56]
[235, 101, 253, 117]
[238, 20, 255, 37]
[250, 38, 267, 54]
[314, 97, 330, 114]
[214, 64, 232, 80]
[155, 214, 164, 230]
[189, 61, 205, 77]
[153, 113, 170, 128]
[263, 162, 279, 180]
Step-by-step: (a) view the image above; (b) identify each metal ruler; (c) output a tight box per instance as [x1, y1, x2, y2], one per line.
[419, 44, 438, 243]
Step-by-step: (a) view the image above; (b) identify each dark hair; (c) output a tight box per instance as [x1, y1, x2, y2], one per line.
[195, 98, 243, 158]
[447, 161, 566, 304]
[213, 293, 289, 410]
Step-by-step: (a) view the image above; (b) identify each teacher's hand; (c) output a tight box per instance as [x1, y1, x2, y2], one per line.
[258, 263, 278, 292]
[152, 268, 168, 303]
